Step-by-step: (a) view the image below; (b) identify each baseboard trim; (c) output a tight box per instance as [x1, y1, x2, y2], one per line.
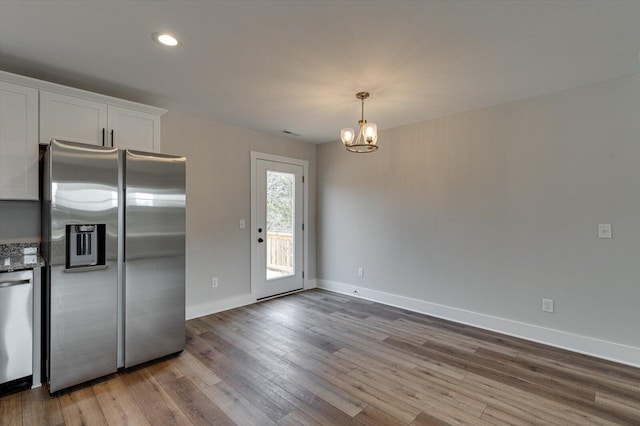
[317, 280, 640, 368]
[187, 278, 317, 320]
[186, 294, 256, 320]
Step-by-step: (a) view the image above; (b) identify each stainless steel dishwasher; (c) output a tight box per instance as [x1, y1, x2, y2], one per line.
[0, 270, 33, 389]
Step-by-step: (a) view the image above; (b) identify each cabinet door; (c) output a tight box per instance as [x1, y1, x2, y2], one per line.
[40, 91, 107, 146]
[107, 105, 160, 152]
[0, 81, 38, 200]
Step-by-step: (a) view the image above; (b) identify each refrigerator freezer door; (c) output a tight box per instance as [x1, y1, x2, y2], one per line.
[46, 140, 119, 393]
[124, 150, 186, 367]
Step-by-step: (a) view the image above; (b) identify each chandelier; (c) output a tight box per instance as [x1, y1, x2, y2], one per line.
[340, 92, 378, 153]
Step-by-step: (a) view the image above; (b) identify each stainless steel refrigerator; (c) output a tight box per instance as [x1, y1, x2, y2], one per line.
[42, 140, 185, 393]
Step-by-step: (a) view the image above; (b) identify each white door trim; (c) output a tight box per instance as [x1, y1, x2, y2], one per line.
[250, 151, 309, 301]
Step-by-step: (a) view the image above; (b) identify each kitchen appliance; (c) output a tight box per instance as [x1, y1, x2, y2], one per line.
[122, 149, 186, 367]
[42, 140, 186, 393]
[0, 270, 33, 393]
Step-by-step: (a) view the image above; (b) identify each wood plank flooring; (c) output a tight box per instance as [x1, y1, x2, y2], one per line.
[2, 289, 640, 425]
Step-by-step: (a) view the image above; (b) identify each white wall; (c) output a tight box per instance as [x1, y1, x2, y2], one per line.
[161, 111, 316, 317]
[0, 200, 40, 243]
[317, 74, 640, 366]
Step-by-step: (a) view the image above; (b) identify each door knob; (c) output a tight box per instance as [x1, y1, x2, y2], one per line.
[258, 238, 264, 243]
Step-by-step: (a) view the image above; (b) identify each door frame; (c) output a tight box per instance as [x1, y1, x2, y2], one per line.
[250, 151, 309, 301]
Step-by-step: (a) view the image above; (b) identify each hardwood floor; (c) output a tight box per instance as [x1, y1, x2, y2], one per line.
[2, 289, 640, 425]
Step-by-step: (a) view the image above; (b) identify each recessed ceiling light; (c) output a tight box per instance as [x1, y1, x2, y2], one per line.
[152, 32, 181, 47]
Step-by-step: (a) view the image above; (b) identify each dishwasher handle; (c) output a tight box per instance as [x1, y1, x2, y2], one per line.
[0, 278, 31, 288]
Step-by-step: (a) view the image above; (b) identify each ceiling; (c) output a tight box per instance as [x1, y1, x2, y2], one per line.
[1, 1, 639, 144]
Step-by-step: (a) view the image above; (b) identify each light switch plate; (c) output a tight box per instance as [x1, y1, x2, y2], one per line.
[240, 219, 246, 229]
[598, 224, 612, 239]
[23, 247, 37, 255]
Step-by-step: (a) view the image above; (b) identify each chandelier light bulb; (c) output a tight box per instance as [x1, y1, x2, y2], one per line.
[341, 128, 355, 145]
[363, 123, 377, 144]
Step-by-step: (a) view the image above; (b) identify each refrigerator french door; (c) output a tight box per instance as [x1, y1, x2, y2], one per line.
[123, 150, 186, 367]
[43, 140, 119, 393]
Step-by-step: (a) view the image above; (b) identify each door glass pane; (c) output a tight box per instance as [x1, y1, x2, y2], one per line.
[266, 171, 295, 280]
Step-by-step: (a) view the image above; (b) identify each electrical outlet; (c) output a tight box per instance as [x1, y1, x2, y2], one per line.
[542, 298, 554, 313]
[211, 277, 219, 288]
[598, 224, 612, 239]
[358, 267, 364, 277]
[23, 247, 37, 255]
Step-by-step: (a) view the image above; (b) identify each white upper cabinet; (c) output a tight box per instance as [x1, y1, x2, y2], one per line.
[0, 81, 39, 200]
[107, 105, 160, 152]
[40, 91, 108, 146]
[40, 91, 162, 152]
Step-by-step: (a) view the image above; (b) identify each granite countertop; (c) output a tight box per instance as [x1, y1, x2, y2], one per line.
[0, 242, 45, 272]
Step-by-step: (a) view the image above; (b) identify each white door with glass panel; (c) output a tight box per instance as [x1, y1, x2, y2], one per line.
[253, 159, 304, 299]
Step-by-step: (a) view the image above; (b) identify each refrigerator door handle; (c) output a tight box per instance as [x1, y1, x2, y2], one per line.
[122, 188, 126, 263]
[0, 279, 31, 288]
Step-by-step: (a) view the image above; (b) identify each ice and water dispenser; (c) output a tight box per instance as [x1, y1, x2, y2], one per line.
[65, 224, 106, 270]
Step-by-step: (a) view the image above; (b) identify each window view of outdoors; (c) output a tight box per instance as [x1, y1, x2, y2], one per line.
[266, 171, 295, 280]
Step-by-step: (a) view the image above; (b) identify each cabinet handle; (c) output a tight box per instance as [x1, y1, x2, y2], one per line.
[111, 129, 115, 147]
[102, 128, 106, 146]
